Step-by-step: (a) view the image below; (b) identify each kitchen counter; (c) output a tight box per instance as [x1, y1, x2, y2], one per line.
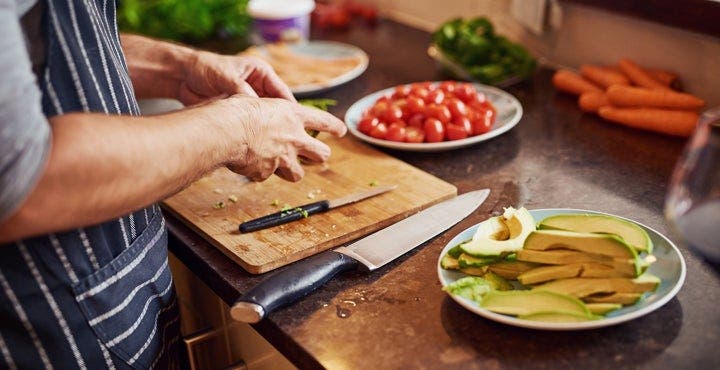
[167, 19, 720, 369]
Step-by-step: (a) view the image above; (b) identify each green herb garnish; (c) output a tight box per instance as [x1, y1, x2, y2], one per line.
[299, 99, 338, 111]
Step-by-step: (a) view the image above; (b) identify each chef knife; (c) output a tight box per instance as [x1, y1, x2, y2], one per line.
[239, 184, 397, 233]
[230, 188, 490, 323]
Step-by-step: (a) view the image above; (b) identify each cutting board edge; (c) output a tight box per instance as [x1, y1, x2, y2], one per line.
[241, 188, 457, 274]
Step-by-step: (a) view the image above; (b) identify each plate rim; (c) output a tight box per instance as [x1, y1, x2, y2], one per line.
[344, 82, 523, 152]
[437, 208, 687, 330]
[283, 40, 370, 96]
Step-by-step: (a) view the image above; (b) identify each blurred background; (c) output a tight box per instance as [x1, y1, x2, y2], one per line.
[118, 0, 720, 106]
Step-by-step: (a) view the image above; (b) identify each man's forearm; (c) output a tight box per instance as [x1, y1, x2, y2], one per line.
[121, 33, 196, 101]
[0, 98, 250, 242]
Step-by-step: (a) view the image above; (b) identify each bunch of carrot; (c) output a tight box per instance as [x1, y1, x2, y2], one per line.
[552, 58, 705, 137]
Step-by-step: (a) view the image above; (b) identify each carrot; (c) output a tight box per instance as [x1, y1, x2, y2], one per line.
[552, 69, 603, 95]
[580, 64, 630, 88]
[606, 85, 705, 110]
[597, 107, 698, 137]
[578, 91, 611, 113]
[617, 58, 669, 90]
[647, 69, 680, 88]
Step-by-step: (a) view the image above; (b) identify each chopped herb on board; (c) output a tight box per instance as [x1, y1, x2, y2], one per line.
[212, 201, 226, 209]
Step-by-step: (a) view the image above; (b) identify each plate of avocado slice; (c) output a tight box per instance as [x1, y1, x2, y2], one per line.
[438, 208, 686, 330]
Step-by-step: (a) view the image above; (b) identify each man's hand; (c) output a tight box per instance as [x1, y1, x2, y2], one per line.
[222, 95, 347, 182]
[180, 52, 295, 105]
[122, 34, 295, 104]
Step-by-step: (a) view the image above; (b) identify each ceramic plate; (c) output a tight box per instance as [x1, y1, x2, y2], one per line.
[344, 83, 522, 152]
[437, 209, 686, 330]
[261, 41, 369, 96]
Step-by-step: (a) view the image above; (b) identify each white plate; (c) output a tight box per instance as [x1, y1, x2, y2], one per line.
[437, 208, 686, 330]
[344, 83, 522, 152]
[259, 41, 369, 97]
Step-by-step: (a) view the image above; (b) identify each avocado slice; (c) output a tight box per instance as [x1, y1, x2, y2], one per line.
[538, 214, 653, 253]
[518, 311, 602, 322]
[460, 207, 536, 257]
[517, 264, 584, 285]
[585, 303, 623, 315]
[532, 273, 660, 298]
[516, 249, 639, 277]
[460, 266, 490, 276]
[458, 253, 499, 268]
[472, 216, 510, 241]
[524, 230, 638, 259]
[583, 292, 643, 305]
[579, 262, 630, 278]
[480, 290, 592, 317]
[440, 254, 460, 270]
[487, 260, 540, 279]
[482, 271, 513, 291]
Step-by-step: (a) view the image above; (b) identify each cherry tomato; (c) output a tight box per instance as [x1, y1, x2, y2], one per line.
[452, 116, 473, 135]
[426, 103, 452, 124]
[407, 113, 426, 128]
[423, 118, 445, 143]
[382, 105, 403, 123]
[445, 124, 469, 141]
[369, 122, 388, 139]
[471, 114, 492, 135]
[409, 84, 429, 100]
[439, 81, 456, 94]
[370, 101, 389, 117]
[406, 96, 426, 115]
[392, 85, 411, 99]
[446, 98, 467, 118]
[405, 126, 425, 143]
[386, 123, 407, 142]
[329, 7, 351, 28]
[426, 89, 445, 105]
[357, 116, 379, 134]
[485, 103, 497, 123]
[454, 83, 477, 103]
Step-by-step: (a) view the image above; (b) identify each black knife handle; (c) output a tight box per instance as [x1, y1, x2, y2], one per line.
[230, 250, 359, 323]
[239, 200, 330, 233]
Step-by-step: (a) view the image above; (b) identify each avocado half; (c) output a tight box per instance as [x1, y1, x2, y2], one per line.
[460, 207, 536, 257]
[538, 214, 653, 253]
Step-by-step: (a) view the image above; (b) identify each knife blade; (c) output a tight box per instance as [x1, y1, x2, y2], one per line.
[230, 188, 490, 323]
[239, 184, 397, 233]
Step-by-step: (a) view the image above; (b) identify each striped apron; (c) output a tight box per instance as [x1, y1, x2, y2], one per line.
[0, 1, 180, 369]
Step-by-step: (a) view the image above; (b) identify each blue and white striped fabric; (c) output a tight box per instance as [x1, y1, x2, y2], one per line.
[0, 1, 180, 369]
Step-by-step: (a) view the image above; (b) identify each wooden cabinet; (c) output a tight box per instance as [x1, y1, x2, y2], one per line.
[169, 253, 296, 370]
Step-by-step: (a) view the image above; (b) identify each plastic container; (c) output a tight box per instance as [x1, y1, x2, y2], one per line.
[248, 0, 315, 43]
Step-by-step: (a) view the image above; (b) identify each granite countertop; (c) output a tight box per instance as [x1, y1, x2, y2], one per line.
[167, 19, 720, 370]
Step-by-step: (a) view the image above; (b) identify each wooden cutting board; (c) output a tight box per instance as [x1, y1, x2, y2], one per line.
[162, 136, 457, 274]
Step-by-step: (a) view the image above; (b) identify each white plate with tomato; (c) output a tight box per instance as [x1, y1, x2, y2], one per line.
[344, 81, 522, 152]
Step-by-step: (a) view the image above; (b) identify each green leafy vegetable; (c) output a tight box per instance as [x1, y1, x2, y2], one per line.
[432, 16, 536, 85]
[118, 0, 250, 42]
[442, 276, 493, 303]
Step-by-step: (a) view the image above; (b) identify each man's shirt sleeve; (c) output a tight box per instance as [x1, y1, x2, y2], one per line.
[0, 1, 51, 222]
